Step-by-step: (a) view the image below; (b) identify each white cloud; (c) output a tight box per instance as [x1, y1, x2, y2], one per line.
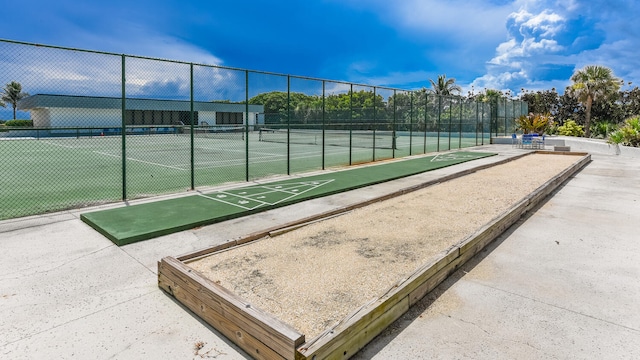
[392, 0, 514, 40]
[511, 9, 564, 37]
[348, 69, 432, 88]
[471, 4, 570, 92]
[68, 21, 223, 66]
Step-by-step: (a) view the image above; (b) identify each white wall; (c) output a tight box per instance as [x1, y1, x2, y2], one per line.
[47, 108, 121, 128]
[30, 109, 51, 127]
[30, 108, 259, 128]
[197, 111, 258, 126]
[198, 111, 216, 125]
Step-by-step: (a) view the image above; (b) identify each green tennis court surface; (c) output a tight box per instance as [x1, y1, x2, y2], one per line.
[81, 151, 495, 245]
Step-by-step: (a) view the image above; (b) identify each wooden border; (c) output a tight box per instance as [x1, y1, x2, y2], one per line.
[158, 151, 590, 360]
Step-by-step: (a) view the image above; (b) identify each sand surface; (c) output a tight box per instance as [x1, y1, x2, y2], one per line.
[188, 153, 580, 339]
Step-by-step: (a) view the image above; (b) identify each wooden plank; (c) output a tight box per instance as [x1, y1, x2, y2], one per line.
[409, 254, 465, 306]
[160, 257, 304, 344]
[535, 150, 587, 156]
[158, 264, 297, 360]
[458, 198, 530, 263]
[159, 259, 303, 359]
[298, 297, 411, 360]
[298, 247, 460, 358]
[177, 240, 237, 262]
[158, 271, 286, 360]
[158, 257, 304, 360]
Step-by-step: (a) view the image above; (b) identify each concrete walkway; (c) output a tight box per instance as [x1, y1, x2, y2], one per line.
[1, 144, 639, 359]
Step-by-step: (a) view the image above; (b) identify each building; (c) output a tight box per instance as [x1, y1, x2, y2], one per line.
[17, 94, 263, 129]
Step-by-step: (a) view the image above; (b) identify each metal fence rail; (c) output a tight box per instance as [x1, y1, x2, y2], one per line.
[0, 39, 528, 220]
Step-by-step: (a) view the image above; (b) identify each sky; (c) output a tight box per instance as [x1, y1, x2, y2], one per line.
[1, 0, 639, 99]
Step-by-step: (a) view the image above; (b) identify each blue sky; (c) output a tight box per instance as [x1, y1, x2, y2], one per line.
[1, 0, 639, 97]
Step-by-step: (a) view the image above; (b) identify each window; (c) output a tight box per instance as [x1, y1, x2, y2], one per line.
[216, 112, 243, 125]
[125, 110, 198, 125]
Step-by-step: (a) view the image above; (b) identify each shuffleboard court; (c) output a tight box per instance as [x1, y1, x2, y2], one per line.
[81, 151, 495, 245]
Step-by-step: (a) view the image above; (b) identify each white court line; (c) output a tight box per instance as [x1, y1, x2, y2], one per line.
[40, 140, 77, 149]
[93, 151, 187, 171]
[197, 193, 264, 211]
[199, 179, 335, 211]
[429, 153, 477, 162]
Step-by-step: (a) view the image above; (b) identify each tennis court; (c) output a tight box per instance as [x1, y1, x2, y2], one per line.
[80, 151, 495, 245]
[1, 129, 486, 220]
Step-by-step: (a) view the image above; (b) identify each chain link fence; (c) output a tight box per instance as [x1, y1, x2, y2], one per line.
[0, 39, 527, 220]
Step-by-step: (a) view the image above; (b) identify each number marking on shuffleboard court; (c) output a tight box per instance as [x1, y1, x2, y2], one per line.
[199, 179, 335, 211]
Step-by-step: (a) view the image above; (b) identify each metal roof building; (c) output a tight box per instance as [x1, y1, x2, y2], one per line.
[18, 94, 263, 128]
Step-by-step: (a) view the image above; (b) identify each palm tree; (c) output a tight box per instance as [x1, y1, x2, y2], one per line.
[428, 74, 462, 96]
[1, 81, 29, 120]
[570, 65, 620, 137]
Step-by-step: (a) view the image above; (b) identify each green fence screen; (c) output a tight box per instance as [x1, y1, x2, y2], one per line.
[0, 39, 528, 220]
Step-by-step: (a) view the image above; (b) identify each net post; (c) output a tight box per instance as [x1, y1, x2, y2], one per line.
[121, 54, 127, 201]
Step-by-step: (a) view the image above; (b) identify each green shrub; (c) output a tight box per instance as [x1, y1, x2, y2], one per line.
[557, 120, 584, 137]
[4, 119, 33, 127]
[608, 116, 640, 147]
[590, 121, 617, 139]
[515, 113, 554, 135]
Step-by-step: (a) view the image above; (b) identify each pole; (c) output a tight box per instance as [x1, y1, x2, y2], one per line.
[121, 54, 127, 200]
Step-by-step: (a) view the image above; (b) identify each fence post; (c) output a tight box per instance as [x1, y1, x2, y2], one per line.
[459, 97, 463, 148]
[503, 97, 507, 136]
[373, 87, 377, 161]
[409, 91, 413, 155]
[287, 75, 291, 175]
[448, 97, 452, 151]
[322, 80, 325, 170]
[437, 95, 441, 152]
[190, 63, 195, 190]
[349, 84, 353, 165]
[476, 101, 479, 146]
[423, 92, 427, 153]
[245, 70, 250, 182]
[121, 54, 127, 200]
[392, 89, 396, 158]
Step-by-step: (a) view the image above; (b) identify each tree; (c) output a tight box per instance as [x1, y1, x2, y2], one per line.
[520, 89, 560, 115]
[1, 81, 29, 120]
[428, 74, 461, 96]
[570, 65, 620, 137]
[556, 90, 583, 126]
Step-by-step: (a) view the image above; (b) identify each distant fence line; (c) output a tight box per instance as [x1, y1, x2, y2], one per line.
[0, 38, 527, 220]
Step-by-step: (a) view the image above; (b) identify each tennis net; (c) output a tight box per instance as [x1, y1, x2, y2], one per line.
[180, 125, 245, 141]
[259, 128, 396, 149]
